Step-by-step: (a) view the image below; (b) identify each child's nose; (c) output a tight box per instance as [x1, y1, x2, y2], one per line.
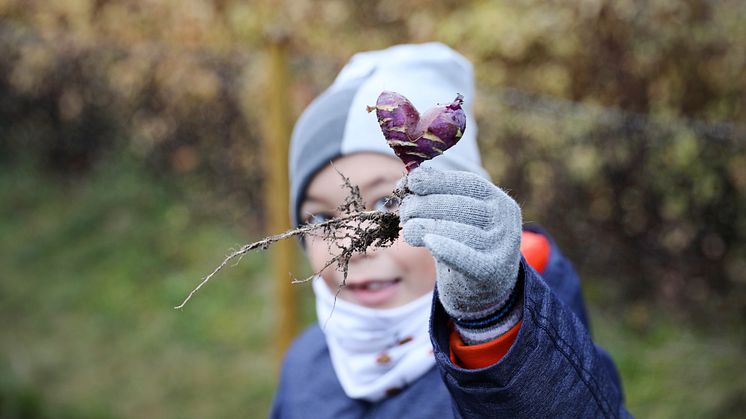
[333, 234, 372, 262]
[329, 217, 386, 266]
[332, 219, 374, 250]
[348, 246, 374, 263]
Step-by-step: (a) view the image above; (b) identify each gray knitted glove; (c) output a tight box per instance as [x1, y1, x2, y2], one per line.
[399, 166, 523, 345]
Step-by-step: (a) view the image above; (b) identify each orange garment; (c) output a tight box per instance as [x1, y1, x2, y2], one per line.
[520, 231, 551, 275]
[449, 231, 551, 369]
[449, 320, 522, 369]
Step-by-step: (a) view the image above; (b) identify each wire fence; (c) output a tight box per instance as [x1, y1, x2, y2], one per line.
[486, 86, 745, 144]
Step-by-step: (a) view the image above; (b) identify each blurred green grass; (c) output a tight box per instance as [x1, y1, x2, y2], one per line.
[0, 160, 744, 418]
[588, 306, 746, 418]
[0, 160, 316, 418]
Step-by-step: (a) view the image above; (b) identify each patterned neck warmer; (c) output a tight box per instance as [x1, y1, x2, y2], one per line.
[312, 277, 435, 402]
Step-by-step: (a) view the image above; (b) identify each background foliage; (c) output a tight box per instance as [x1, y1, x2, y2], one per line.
[1, 0, 745, 418]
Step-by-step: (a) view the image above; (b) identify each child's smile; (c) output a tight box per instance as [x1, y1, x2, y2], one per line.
[300, 152, 437, 309]
[343, 278, 402, 306]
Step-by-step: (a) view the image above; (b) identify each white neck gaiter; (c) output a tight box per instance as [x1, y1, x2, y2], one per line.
[312, 277, 436, 402]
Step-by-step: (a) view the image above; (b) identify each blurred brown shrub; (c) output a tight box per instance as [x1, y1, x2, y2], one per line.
[0, 5, 265, 221]
[446, 0, 746, 319]
[1, 0, 744, 318]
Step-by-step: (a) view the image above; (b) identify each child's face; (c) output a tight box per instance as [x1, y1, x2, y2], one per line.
[300, 152, 436, 309]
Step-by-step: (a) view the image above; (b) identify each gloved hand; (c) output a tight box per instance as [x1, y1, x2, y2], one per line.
[398, 166, 524, 345]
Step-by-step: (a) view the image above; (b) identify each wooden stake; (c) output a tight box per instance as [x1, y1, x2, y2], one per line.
[262, 31, 297, 359]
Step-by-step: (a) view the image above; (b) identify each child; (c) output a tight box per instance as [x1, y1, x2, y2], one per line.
[272, 43, 629, 418]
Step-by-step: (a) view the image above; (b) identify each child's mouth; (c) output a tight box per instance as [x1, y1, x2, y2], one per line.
[345, 278, 402, 307]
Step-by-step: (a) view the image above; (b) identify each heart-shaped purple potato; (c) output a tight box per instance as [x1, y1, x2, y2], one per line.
[368, 91, 466, 172]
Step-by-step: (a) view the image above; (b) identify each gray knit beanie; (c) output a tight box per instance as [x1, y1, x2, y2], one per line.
[289, 42, 489, 227]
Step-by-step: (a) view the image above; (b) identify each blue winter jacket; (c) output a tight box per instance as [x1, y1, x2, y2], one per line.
[270, 227, 631, 418]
